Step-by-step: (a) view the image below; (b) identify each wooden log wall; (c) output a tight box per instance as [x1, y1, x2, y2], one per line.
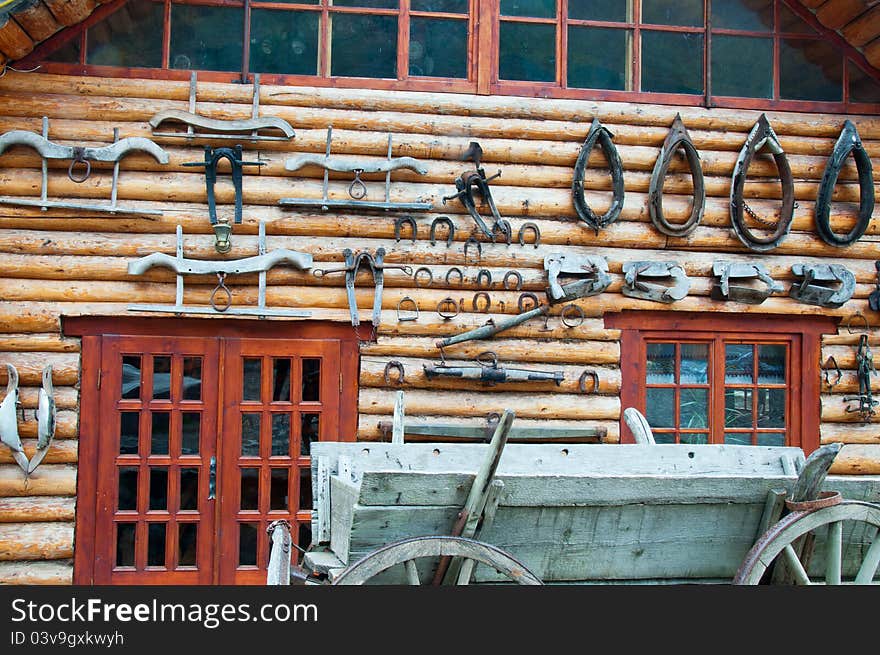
[0, 72, 879, 583]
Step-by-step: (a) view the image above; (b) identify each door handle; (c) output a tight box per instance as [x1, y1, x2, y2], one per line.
[208, 456, 216, 500]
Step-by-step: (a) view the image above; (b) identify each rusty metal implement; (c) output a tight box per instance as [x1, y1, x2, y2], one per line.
[545, 253, 611, 303]
[572, 118, 625, 233]
[436, 304, 548, 349]
[442, 141, 503, 239]
[622, 260, 691, 304]
[711, 261, 782, 305]
[789, 263, 855, 309]
[424, 352, 564, 386]
[649, 114, 705, 238]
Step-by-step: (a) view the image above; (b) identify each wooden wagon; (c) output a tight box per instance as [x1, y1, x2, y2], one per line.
[267, 411, 880, 586]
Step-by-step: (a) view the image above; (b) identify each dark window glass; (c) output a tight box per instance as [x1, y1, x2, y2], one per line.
[499, 22, 556, 82]
[680, 433, 709, 445]
[757, 433, 785, 446]
[712, 0, 773, 32]
[116, 523, 136, 567]
[243, 358, 261, 402]
[567, 26, 629, 90]
[152, 356, 171, 400]
[725, 388, 753, 428]
[757, 388, 786, 428]
[725, 344, 754, 384]
[170, 5, 244, 72]
[270, 469, 289, 510]
[646, 343, 675, 383]
[299, 467, 312, 511]
[272, 413, 291, 456]
[240, 468, 260, 510]
[239, 523, 258, 566]
[301, 413, 320, 456]
[149, 467, 168, 511]
[178, 524, 197, 567]
[680, 344, 709, 385]
[780, 38, 842, 102]
[302, 359, 321, 402]
[680, 388, 709, 429]
[181, 412, 200, 455]
[501, 0, 555, 18]
[151, 412, 170, 455]
[182, 357, 201, 401]
[122, 355, 141, 399]
[298, 522, 312, 554]
[646, 387, 674, 428]
[642, 0, 703, 27]
[330, 14, 398, 78]
[87, 0, 163, 68]
[712, 35, 772, 98]
[850, 62, 880, 104]
[46, 37, 80, 64]
[118, 467, 138, 511]
[147, 523, 166, 567]
[120, 412, 140, 455]
[777, 4, 815, 34]
[758, 345, 786, 384]
[725, 433, 752, 445]
[241, 413, 261, 457]
[272, 358, 292, 402]
[250, 9, 320, 76]
[641, 30, 703, 94]
[180, 468, 199, 511]
[410, 17, 468, 78]
[568, 0, 628, 22]
[412, 0, 467, 11]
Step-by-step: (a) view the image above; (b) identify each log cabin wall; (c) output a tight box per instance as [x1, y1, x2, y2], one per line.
[0, 71, 878, 583]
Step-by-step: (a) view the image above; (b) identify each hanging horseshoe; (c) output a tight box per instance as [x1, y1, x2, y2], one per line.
[476, 269, 493, 288]
[394, 215, 418, 243]
[649, 114, 705, 238]
[503, 270, 523, 291]
[383, 361, 406, 385]
[815, 120, 874, 248]
[437, 297, 460, 320]
[464, 237, 482, 264]
[517, 292, 540, 313]
[572, 118, 625, 234]
[472, 291, 491, 313]
[579, 369, 599, 394]
[729, 114, 795, 252]
[445, 267, 464, 286]
[491, 219, 513, 245]
[518, 222, 541, 248]
[413, 267, 434, 288]
[430, 217, 455, 247]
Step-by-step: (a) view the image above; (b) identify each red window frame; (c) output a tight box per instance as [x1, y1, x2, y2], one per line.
[605, 311, 838, 455]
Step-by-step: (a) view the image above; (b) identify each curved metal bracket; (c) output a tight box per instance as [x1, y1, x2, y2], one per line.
[0, 130, 170, 165]
[285, 154, 427, 175]
[182, 145, 263, 230]
[711, 261, 782, 305]
[789, 264, 855, 309]
[394, 216, 418, 243]
[622, 260, 691, 304]
[815, 120, 874, 248]
[430, 217, 455, 247]
[544, 253, 611, 303]
[572, 118, 625, 233]
[151, 111, 295, 141]
[396, 296, 419, 322]
[822, 355, 842, 389]
[649, 114, 705, 238]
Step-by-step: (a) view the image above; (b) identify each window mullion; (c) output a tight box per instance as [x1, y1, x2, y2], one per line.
[713, 335, 724, 445]
[398, 0, 410, 80]
[475, 0, 495, 93]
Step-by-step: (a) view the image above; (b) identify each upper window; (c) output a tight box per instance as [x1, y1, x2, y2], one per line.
[34, 0, 880, 113]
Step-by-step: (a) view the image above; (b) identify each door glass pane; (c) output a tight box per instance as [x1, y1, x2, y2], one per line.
[170, 5, 244, 72]
[182, 413, 200, 455]
[272, 414, 291, 456]
[412, 0, 467, 11]
[712, 0, 773, 32]
[178, 524, 197, 567]
[298, 522, 312, 555]
[250, 9, 319, 75]
[757, 432, 785, 446]
[725, 388, 753, 428]
[641, 30, 703, 94]
[272, 359, 292, 402]
[239, 523, 258, 566]
[147, 523, 166, 567]
[499, 22, 556, 82]
[120, 412, 140, 455]
[725, 433, 753, 445]
[568, 0, 627, 22]
[680, 432, 708, 445]
[301, 413, 320, 456]
[182, 357, 202, 401]
[302, 359, 321, 402]
[149, 467, 168, 510]
[118, 467, 138, 511]
[501, 0, 555, 18]
[299, 467, 312, 511]
[330, 14, 398, 78]
[758, 345, 786, 384]
[152, 356, 171, 400]
[780, 38, 842, 102]
[642, 0, 702, 27]
[241, 413, 261, 457]
[243, 358, 262, 402]
[270, 469, 289, 510]
[680, 344, 708, 384]
[850, 61, 880, 103]
[711, 35, 772, 98]
[646, 343, 675, 383]
[567, 26, 630, 90]
[680, 388, 708, 429]
[410, 17, 468, 78]
[122, 355, 141, 399]
[180, 468, 199, 511]
[725, 344, 754, 383]
[116, 523, 136, 567]
[240, 469, 260, 510]
[151, 412, 170, 455]
[757, 388, 785, 428]
[646, 387, 674, 428]
[653, 432, 675, 444]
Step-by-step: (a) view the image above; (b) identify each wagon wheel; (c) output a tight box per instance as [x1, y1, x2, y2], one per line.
[734, 498, 880, 585]
[331, 536, 543, 586]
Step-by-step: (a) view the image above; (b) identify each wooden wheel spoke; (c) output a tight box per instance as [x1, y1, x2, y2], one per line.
[826, 521, 843, 585]
[404, 559, 420, 585]
[854, 527, 880, 584]
[782, 544, 812, 585]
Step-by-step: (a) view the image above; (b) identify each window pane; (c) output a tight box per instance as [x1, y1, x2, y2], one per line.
[641, 30, 703, 94]
[850, 62, 880, 104]
[270, 469, 289, 510]
[182, 412, 200, 455]
[757, 388, 785, 428]
[147, 523, 166, 567]
[241, 413, 261, 457]
[182, 357, 201, 401]
[778, 4, 815, 34]
[170, 5, 244, 72]
[501, 0, 556, 18]
[152, 356, 171, 400]
[499, 22, 556, 82]
[299, 467, 312, 511]
[642, 0, 702, 27]
[301, 413, 320, 456]
[680, 432, 708, 445]
[240, 469, 260, 511]
[151, 412, 169, 455]
[712, 0, 773, 32]
[87, 0, 163, 68]
[122, 355, 141, 399]
[410, 17, 468, 78]
[298, 522, 312, 554]
[178, 524, 197, 567]
[568, 0, 628, 22]
[712, 35, 772, 98]
[680, 388, 708, 429]
[680, 344, 708, 384]
[180, 468, 199, 511]
[243, 358, 262, 402]
[46, 37, 80, 64]
[331, 14, 398, 78]
[653, 432, 675, 444]
[302, 359, 321, 402]
[646, 387, 674, 428]
[250, 10, 319, 76]
[758, 345, 786, 384]
[412, 0, 467, 11]
[273, 358, 292, 402]
[118, 467, 138, 511]
[646, 343, 675, 383]
[332, 0, 397, 7]
[757, 432, 785, 446]
[725, 344, 754, 384]
[780, 38, 842, 102]
[725, 388, 753, 428]
[239, 523, 258, 566]
[272, 413, 291, 456]
[149, 467, 168, 511]
[120, 412, 140, 455]
[116, 523, 136, 567]
[567, 26, 630, 91]
[725, 433, 753, 445]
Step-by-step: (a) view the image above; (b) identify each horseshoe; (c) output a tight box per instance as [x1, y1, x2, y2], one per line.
[472, 291, 491, 313]
[464, 237, 482, 264]
[394, 215, 418, 243]
[476, 269, 493, 288]
[579, 369, 599, 393]
[518, 222, 541, 248]
[517, 292, 540, 313]
[430, 216, 455, 247]
[437, 297, 460, 320]
[649, 114, 705, 238]
[413, 266, 434, 288]
[572, 118, 625, 233]
[503, 270, 523, 291]
[383, 361, 405, 385]
[445, 267, 464, 286]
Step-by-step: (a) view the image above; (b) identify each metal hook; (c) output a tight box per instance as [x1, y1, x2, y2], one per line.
[846, 311, 870, 334]
[210, 272, 232, 312]
[348, 170, 367, 199]
[67, 148, 91, 183]
[476, 351, 499, 368]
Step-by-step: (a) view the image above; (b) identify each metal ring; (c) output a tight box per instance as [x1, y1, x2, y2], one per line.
[846, 312, 870, 334]
[396, 296, 419, 322]
[579, 370, 599, 394]
[517, 292, 539, 313]
[437, 297, 460, 320]
[413, 267, 433, 288]
[348, 171, 367, 199]
[445, 267, 464, 286]
[210, 273, 232, 312]
[518, 222, 541, 248]
[784, 490, 842, 512]
[383, 361, 405, 385]
[472, 291, 491, 313]
[67, 156, 91, 183]
[476, 269, 492, 288]
[476, 351, 498, 368]
[560, 303, 585, 328]
[502, 270, 523, 291]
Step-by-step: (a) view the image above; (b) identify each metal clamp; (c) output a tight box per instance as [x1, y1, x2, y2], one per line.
[384, 361, 406, 385]
[476, 269, 493, 288]
[579, 370, 599, 393]
[472, 292, 491, 313]
[442, 141, 503, 239]
[503, 270, 523, 291]
[396, 296, 419, 322]
[518, 222, 541, 248]
[445, 267, 464, 286]
[430, 217, 455, 247]
[394, 215, 417, 243]
[437, 297, 460, 320]
[464, 237, 482, 264]
[414, 267, 434, 288]
[561, 304, 585, 328]
[518, 292, 540, 313]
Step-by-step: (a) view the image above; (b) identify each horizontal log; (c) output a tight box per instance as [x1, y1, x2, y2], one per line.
[358, 388, 621, 420]
[822, 330, 880, 346]
[818, 370, 880, 394]
[0, 496, 76, 522]
[42, 0, 97, 27]
[821, 394, 880, 422]
[828, 444, 880, 474]
[0, 333, 80, 352]
[11, 1, 62, 43]
[0, 559, 73, 584]
[821, 422, 880, 445]
[0, 438, 77, 465]
[17, 385, 78, 410]
[821, 345, 880, 370]
[0, 521, 74, 561]
[0, 352, 79, 385]
[13, 410, 78, 440]
[0, 464, 77, 496]
[0, 16, 35, 61]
